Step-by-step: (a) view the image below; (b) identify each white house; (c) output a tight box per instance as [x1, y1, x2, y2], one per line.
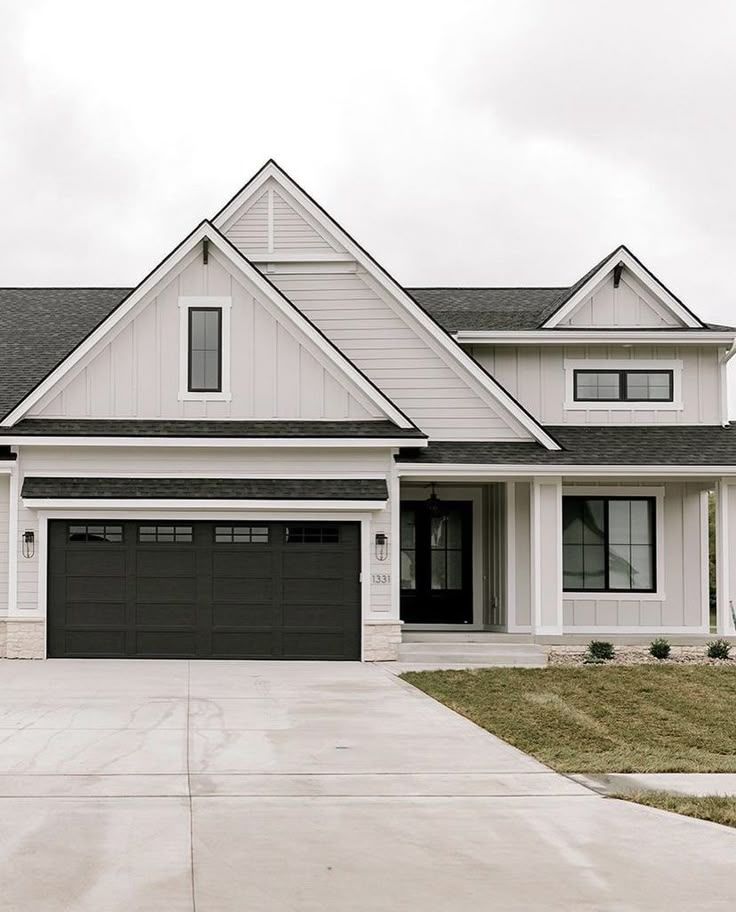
[1, 160, 735, 661]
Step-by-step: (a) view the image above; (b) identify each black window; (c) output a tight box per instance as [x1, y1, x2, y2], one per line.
[188, 308, 222, 392]
[215, 526, 269, 543]
[573, 370, 673, 402]
[285, 525, 339, 544]
[563, 497, 656, 592]
[68, 524, 123, 543]
[138, 525, 193, 543]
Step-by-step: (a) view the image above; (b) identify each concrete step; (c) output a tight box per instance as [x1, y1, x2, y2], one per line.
[402, 631, 535, 644]
[397, 642, 547, 668]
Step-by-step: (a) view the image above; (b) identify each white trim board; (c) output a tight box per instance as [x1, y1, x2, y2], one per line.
[542, 247, 703, 329]
[454, 331, 736, 344]
[1, 222, 414, 431]
[396, 464, 736, 478]
[23, 498, 389, 512]
[5, 436, 423, 448]
[211, 160, 560, 451]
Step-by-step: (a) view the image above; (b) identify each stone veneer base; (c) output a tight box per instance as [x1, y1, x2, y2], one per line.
[362, 620, 402, 662]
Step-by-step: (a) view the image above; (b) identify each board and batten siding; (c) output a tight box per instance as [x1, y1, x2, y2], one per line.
[13, 446, 396, 623]
[29, 248, 382, 422]
[471, 344, 724, 425]
[558, 271, 681, 327]
[267, 267, 532, 440]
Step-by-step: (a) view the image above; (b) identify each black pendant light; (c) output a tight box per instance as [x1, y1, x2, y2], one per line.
[426, 483, 443, 517]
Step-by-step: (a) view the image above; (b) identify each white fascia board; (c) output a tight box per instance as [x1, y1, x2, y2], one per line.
[395, 463, 736, 478]
[454, 330, 736, 344]
[23, 498, 388, 511]
[542, 248, 702, 329]
[4, 436, 426, 448]
[0, 464, 16, 474]
[2, 220, 413, 432]
[212, 162, 560, 452]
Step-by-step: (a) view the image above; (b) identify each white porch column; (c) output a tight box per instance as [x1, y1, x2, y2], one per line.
[716, 478, 736, 635]
[530, 475, 563, 635]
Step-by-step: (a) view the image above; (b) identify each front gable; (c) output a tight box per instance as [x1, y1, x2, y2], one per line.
[214, 161, 559, 447]
[543, 246, 704, 330]
[11, 225, 411, 428]
[225, 178, 345, 259]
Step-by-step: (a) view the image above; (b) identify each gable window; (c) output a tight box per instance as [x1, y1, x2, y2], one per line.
[179, 296, 231, 402]
[573, 370, 673, 403]
[562, 496, 656, 592]
[188, 308, 222, 392]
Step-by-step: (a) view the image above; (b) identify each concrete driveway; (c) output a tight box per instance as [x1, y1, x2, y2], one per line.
[0, 661, 733, 911]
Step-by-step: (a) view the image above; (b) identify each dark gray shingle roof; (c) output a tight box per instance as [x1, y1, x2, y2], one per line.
[0, 288, 132, 419]
[2, 419, 424, 438]
[22, 476, 388, 500]
[408, 287, 734, 334]
[396, 424, 736, 466]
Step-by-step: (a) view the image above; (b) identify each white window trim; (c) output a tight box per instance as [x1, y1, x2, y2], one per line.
[561, 485, 665, 601]
[178, 296, 232, 402]
[563, 359, 683, 411]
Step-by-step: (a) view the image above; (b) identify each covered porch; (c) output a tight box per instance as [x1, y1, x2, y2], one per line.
[395, 426, 736, 651]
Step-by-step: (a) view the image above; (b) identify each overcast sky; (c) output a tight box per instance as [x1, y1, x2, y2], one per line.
[1, 0, 735, 333]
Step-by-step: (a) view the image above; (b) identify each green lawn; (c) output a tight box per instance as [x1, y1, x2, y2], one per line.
[613, 792, 736, 829]
[401, 666, 736, 773]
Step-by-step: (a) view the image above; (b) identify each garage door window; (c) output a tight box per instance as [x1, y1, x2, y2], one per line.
[138, 525, 193, 543]
[68, 524, 123, 543]
[215, 526, 269, 543]
[285, 525, 339, 544]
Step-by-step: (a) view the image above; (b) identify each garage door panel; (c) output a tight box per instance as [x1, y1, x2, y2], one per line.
[136, 577, 197, 602]
[136, 549, 195, 575]
[213, 577, 272, 602]
[134, 631, 196, 656]
[282, 552, 351, 578]
[212, 552, 273, 577]
[64, 551, 126, 576]
[48, 519, 360, 660]
[64, 630, 127, 657]
[282, 603, 347, 626]
[62, 602, 127, 626]
[64, 576, 126, 602]
[282, 579, 345, 604]
[211, 631, 278, 657]
[282, 632, 349, 659]
[212, 603, 276, 626]
[134, 603, 196, 626]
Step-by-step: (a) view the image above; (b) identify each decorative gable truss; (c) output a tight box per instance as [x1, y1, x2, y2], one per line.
[542, 246, 705, 330]
[214, 161, 560, 448]
[4, 222, 414, 429]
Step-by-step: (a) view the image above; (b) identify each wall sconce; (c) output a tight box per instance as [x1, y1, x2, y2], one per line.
[22, 530, 35, 559]
[375, 532, 388, 562]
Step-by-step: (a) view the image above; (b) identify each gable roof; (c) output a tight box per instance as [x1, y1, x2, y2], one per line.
[409, 287, 735, 333]
[213, 160, 560, 450]
[1, 221, 416, 430]
[540, 245, 705, 329]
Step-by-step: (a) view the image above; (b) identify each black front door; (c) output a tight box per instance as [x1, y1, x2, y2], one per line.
[400, 501, 473, 624]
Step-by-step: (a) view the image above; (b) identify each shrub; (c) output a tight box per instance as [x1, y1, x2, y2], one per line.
[649, 638, 671, 660]
[707, 639, 732, 660]
[587, 640, 615, 661]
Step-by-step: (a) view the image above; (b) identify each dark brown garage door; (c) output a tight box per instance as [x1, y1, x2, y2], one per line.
[47, 520, 361, 659]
